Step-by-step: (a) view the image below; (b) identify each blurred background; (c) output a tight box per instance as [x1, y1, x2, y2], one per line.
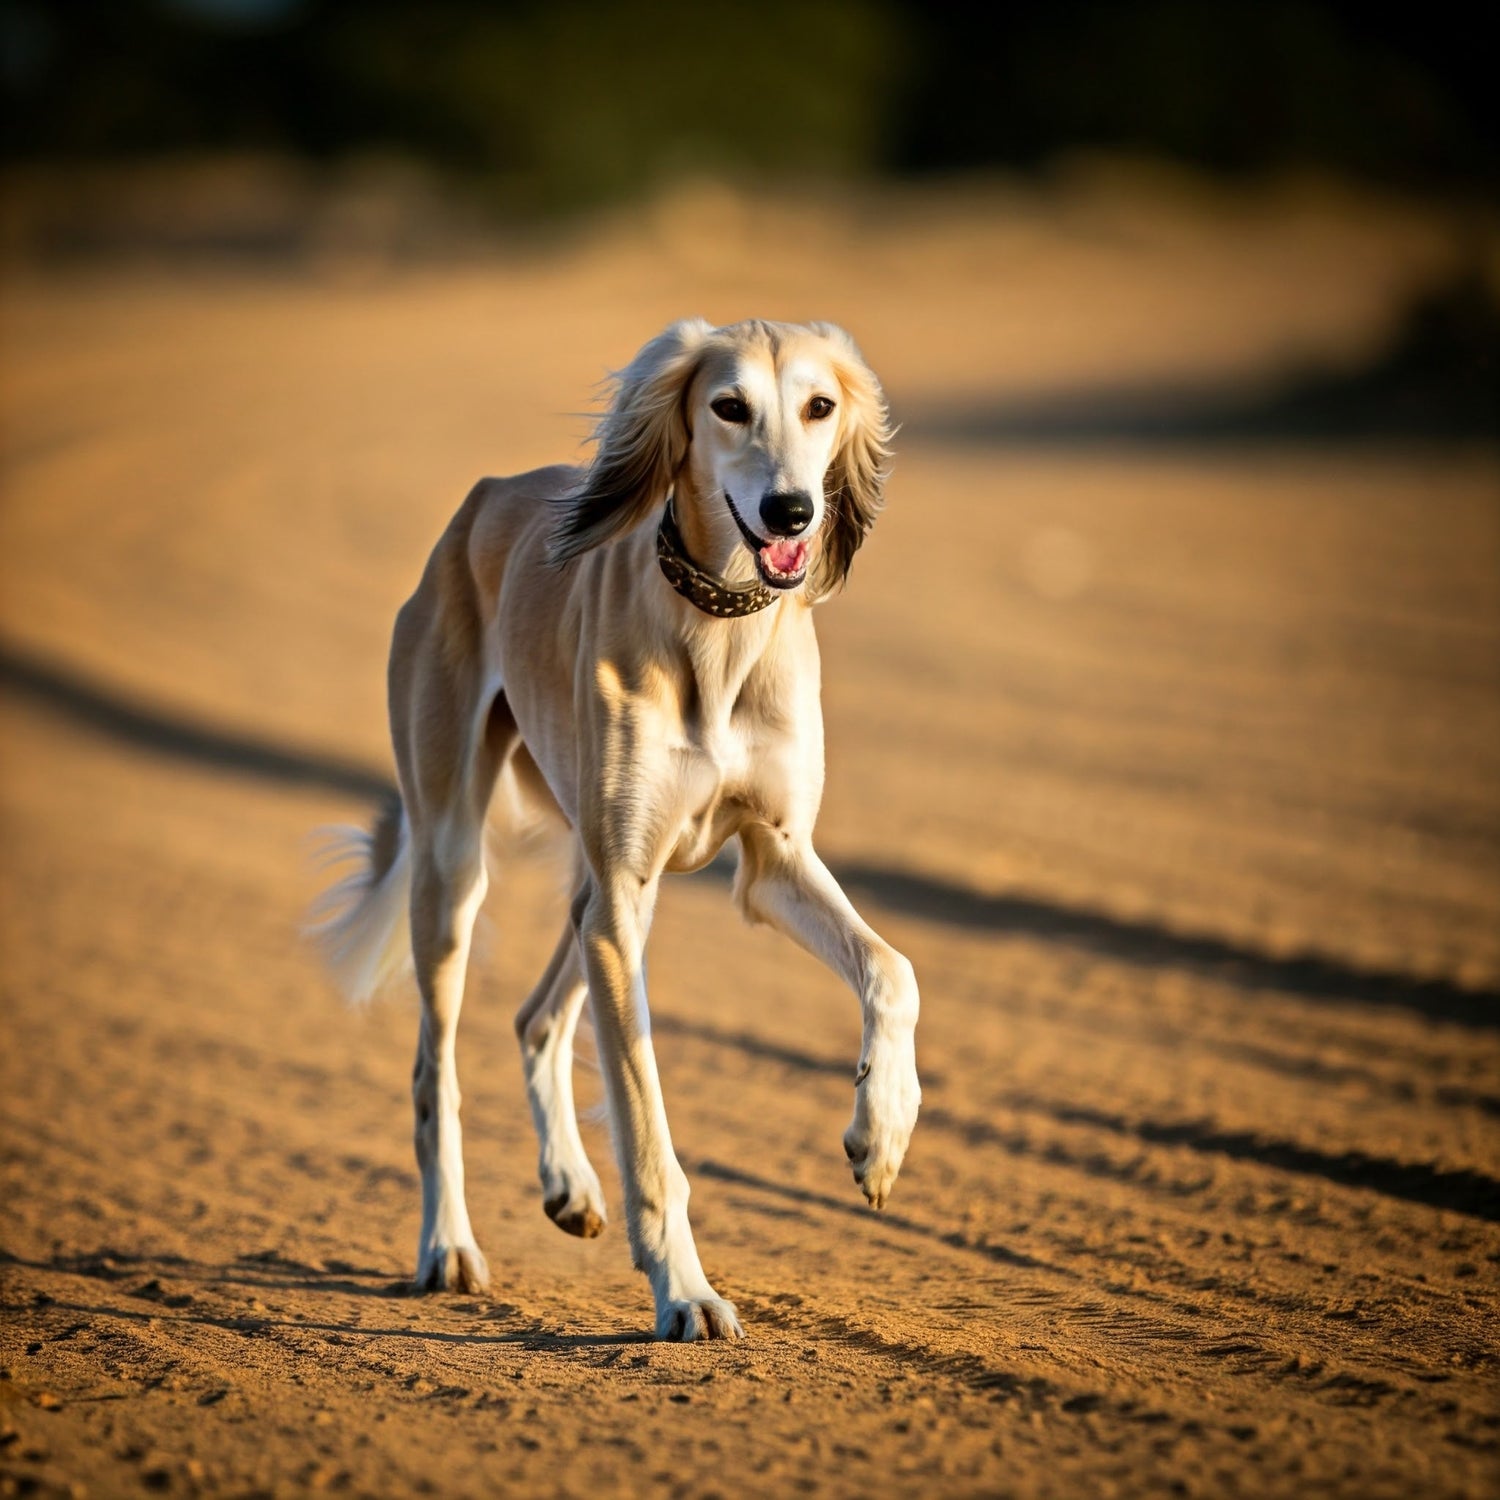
[3, 0, 1498, 224]
[2, 0, 1496, 943]
[2, 6, 1498, 1495]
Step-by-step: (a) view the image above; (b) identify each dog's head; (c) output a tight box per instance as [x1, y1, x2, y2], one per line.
[550, 319, 892, 600]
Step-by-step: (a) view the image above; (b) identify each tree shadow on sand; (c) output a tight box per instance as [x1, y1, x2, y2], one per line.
[896, 263, 1500, 448]
[4, 639, 1493, 1034]
[658, 1014, 1500, 1224]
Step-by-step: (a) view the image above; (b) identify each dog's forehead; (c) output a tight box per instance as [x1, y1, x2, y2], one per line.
[700, 328, 836, 395]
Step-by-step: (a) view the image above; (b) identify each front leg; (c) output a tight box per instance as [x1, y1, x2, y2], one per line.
[575, 875, 743, 1341]
[737, 826, 921, 1207]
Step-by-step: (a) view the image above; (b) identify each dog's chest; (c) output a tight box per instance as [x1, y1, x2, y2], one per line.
[642, 628, 804, 873]
[663, 715, 762, 872]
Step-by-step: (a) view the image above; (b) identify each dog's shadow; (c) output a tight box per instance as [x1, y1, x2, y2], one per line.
[10, 1246, 654, 1350]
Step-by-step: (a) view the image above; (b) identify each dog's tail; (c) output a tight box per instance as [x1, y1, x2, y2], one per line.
[307, 789, 414, 1004]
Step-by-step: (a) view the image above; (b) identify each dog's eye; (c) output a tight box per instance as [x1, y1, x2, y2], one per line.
[711, 396, 750, 424]
[806, 395, 836, 421]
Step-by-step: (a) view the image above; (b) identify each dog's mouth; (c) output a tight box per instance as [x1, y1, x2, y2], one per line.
[725, 492, 811, 589]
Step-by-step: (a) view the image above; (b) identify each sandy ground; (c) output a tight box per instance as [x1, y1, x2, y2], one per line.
[2, 173, 1498, 1497]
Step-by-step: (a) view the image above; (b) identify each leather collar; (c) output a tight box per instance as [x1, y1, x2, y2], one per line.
[657, 499, 775, 618]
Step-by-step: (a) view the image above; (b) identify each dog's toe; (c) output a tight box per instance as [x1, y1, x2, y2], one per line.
[843, 1048, 920, 1210]
[544, 1193, 606, 1239]
[656, 1296, 743, 1342]
[540, 1156, 607, 1240]
[843, 1120, 912, 1211]
[415, 1243, 490, 1295]
[854, 1165, 894, 1210]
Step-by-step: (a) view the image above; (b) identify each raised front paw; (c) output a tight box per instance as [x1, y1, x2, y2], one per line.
[843, 1046, 921, 1209]
[655, 1295, 744, 1342]
[415, 1242, 490, 1294]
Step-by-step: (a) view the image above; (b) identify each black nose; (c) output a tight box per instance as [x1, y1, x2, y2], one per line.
[759, 490, 815, 537]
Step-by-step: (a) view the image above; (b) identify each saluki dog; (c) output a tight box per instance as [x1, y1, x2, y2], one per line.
[313, 318, 921, 1340]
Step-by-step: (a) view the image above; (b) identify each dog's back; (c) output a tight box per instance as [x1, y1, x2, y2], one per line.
[309, 464, 581, 1004]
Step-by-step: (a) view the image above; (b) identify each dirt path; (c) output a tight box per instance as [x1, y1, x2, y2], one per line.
[2, 180, 1497, 1497]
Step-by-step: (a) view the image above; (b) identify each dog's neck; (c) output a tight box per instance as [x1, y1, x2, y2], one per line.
[641, 492, 805, 729]
[670, 472, 769, 583]
[657, 499, 776, 618]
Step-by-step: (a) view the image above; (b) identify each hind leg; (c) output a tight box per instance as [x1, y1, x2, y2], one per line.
[388, 515, 519, 1293]
[399, 683, 516, 1292]
[515, 901, 607, 1239]
[408, 817, 493, 1292]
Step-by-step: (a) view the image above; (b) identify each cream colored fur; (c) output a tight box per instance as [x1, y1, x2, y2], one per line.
[312, 318, 921, 1341]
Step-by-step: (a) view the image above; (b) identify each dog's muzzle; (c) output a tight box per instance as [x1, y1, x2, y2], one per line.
[725, 491, 812, 588]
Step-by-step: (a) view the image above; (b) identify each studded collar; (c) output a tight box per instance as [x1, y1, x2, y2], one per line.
[657, 498, 775, 618]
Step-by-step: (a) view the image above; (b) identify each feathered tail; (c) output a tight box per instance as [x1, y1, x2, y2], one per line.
[307, 790, 414, 1004]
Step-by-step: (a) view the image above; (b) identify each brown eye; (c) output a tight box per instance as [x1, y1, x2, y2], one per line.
[806, 395, 836, 421]
[711, 396, 750, 424]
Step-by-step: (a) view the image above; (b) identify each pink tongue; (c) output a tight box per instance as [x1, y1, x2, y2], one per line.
[762, 538, 808, 575]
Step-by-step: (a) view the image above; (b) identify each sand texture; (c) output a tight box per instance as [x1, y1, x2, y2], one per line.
[2, 176, 1498, 1497]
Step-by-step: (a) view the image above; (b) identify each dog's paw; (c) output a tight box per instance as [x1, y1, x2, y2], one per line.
[543, 1179, 607, 1240]
[414, 1243, 490, 1294]
[843, 1047, 921, 1209]
[540, 1147, 607, 1239]
[655, 1296, 744, 1342]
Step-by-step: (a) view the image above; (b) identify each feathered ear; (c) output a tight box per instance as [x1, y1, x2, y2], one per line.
[549, 318, 714, 565]
[809, 324, 894, 599]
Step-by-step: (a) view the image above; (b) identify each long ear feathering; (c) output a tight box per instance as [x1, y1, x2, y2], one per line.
[808, 323, 895, 599]
[548, 318, 715, 565]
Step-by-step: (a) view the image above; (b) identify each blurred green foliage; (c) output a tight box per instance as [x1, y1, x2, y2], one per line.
[320, 0, 905, 211]
[2, 0, 1494, 209]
